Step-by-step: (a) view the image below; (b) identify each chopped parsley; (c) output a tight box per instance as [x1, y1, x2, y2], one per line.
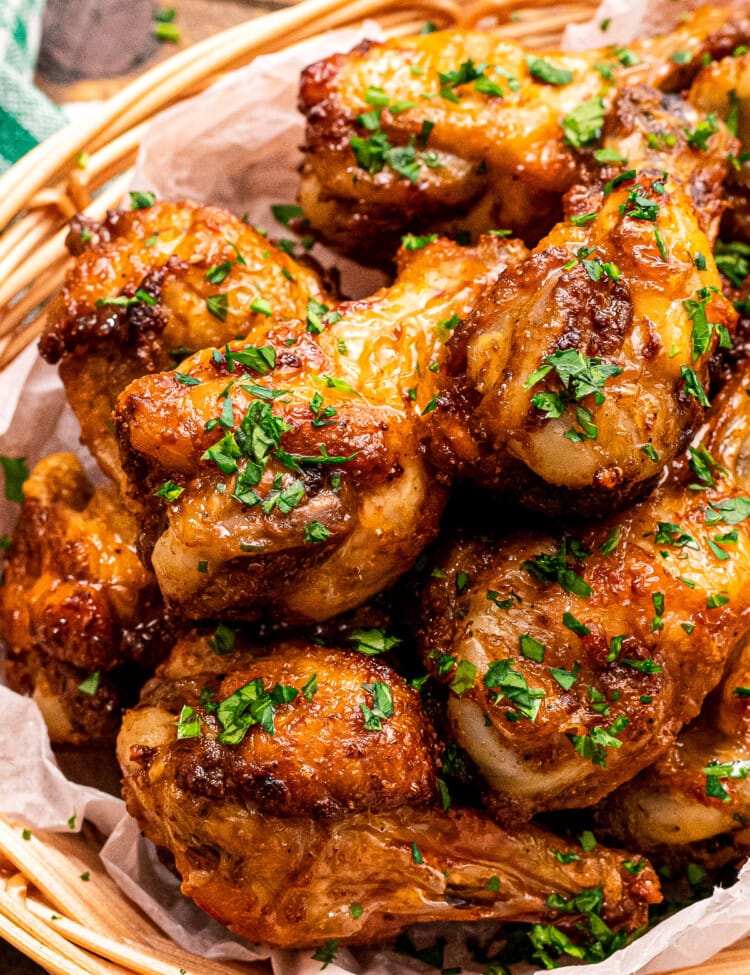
[154, 480, 184, 501]
[175, 704, 201, 739]
[250, 297, 272, 317]
[401, 232, 438, 250]
[450, 659, 478, 695]
[561, 98, 605, 149]
[549, 663, 580, 690]
[208, 622, 235, 655]
[684, 113, 719, 151]
[522, 537, 593, 599]
[703, 758, 750, 801]
[484, 659, 546, 721]
[563, 612, 590, 637]
[568, 716, 629, 767]
[0, 455, 28, 503]
[519, 633, 545, 662]
[361, 681, 394, 730]
[348, 628, 401, 655]
[312, 939, 340, 970]
[304, 520, 332, 544]
[271, 203, 303, 228]
[594, 147, 628, 164]
[705, 497, 750, 525]
[681, 365, 710, 407]
[129, 190, 155, 209]
[205, 261, 232, 285]
[487, 589, 522, 610]
[206, 293, 229, 321]
[525, 55, 573, 86]
[525, 348, 622, 442]
[715, 239, 750, 287]
[77, 671, 101, 696]
[96, 289, 156, 308]
[217, 678, 300, 743]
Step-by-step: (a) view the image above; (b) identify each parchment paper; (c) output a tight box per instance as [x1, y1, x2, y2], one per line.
[2, 6, 750, 974]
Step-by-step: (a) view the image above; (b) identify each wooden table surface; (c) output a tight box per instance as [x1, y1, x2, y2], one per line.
[36, 0, 298, 103]
[5, 1, 750, 973]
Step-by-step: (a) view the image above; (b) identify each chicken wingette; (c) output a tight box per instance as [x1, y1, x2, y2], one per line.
[419, 359, 750, 821]
[0, 453, 173, 743]
[298, 6, 750, 261]
[38, 200, 330, 488]
[114, 235, 525, 621]
[117, 631, 660, 948]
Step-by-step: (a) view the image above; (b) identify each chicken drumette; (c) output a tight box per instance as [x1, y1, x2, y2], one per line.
[38, 200, 330, 488]
[114, 234, 524, 621]
[118, 631, 660, 948]
[420, 360, 750, 821]
[427, 170, 735, 514]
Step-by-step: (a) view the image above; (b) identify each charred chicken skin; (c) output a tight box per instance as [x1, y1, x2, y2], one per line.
[0, 453, 173, 743]
[427, 171, 736, 514]
[114, 235, 525, 622]
[118, 632, 659, 948]
[38, 201, 329, 487]
[298, 6, 750, 261]
[419, 361, 750, 822]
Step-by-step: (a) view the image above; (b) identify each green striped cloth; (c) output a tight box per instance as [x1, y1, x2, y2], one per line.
[0, 0, 64, 172]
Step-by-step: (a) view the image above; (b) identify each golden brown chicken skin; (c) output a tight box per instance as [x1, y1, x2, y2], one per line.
[38, 200, 329, 487]
[0, 453, 174, 743]
[419, 360, 750, 822]
[298, 6, 750, 261]
[114, 235, 524, 622]
[596, 631, 750, 866]
[118, 632, 659, 948]
[426, 171, 735, 515]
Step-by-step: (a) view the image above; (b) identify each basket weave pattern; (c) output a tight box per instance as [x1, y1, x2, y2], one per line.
[1, 0, 750, 972]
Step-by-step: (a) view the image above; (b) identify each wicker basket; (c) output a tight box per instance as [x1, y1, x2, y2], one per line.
[1, 0, 750, 972]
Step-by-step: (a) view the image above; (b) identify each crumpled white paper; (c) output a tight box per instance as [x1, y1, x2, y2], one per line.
[2, 8, 750, 975]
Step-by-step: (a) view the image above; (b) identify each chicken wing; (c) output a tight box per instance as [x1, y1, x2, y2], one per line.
[118, 632, 659, 948]
[38, 200, 330, 487]
[298, 6, 750, 261]
[0, 453, 174, 743]
[419, 360, 750, 821]
[114, 234, 525, 621]
[426, 171, 736, 515]
[596, 631, 750, 866]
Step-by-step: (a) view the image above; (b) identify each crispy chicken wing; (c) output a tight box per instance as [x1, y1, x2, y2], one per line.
[0, 453, 174, 743]
[426, 171, 735, 514]
[38, 201, 329, 487]
[596, 632, 750, 865]
[114, 235, 525, 621]
[298, 6, 749, 261]
[419, 361, 750, 821]
[118, 632, 659, 948]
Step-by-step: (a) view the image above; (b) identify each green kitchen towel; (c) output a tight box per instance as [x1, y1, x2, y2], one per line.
[0, 0, 65, 172]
